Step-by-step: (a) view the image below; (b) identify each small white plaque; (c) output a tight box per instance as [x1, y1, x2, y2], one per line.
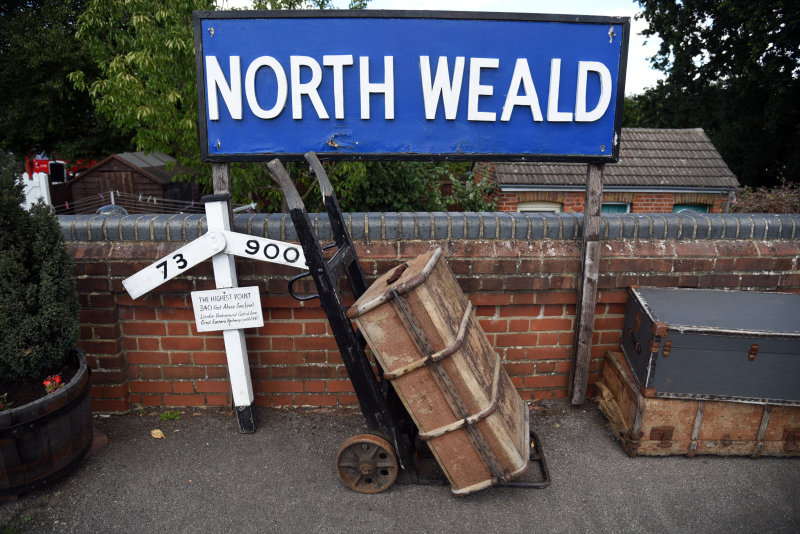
[191, 286, 264, 332]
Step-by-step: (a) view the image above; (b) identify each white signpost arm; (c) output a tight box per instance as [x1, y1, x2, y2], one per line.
[204, 193, 257, 433]
[121, 232, 226, 300]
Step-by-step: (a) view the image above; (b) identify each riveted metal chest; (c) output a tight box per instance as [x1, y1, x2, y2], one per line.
[621, 287, 800, 405]
[346, 247, 529, 495]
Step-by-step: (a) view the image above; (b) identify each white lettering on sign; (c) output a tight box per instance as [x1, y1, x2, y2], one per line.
[501, 58, 543, 122]
[206, 56, 242, 121]
[359, 56, 394, 120]
[575, 61, 612, 122]
[205, 55, 613, 124]
[245, 56, 287, 119]
[467, 57, 499, 122]
[191, 286, 265, 332]
[323, 55, 354, 119]
[419, 56, 465, 120]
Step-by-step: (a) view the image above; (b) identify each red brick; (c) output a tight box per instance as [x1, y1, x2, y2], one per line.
[163, 395, 205, 407]
[327, 380, 355, 393]
[293, 366, 337, 379]
[123, 322, 167, 336]
[193, 351, 227, 365]
[495, 333, 538, 347]
[161, 337, 205, 351]
[523, 374, 568, 388]
[338, 394, 358, 406]
[295, 336, 339, 351]
[196, 380, 231, 393]
[169, 381, 193, 394]
[534, 291, 576, 304]
[529, 317, 573, 331]
[527, 347, 568, 360]
[504, 362, 535, 375]
[206, 395, 231, 406]
[130, 381, 172, 393]
[78, 339, 122, 355]
[304, 380, 326, 392]
[303, 322, 328, 335]
[127, 351, 169, 365]
[140, 394, 164, 407]
[478, 319, 508, 333]
[536, 362, 556, 373]
[163, 366, 205, 380]
[499, 305, 541, 317]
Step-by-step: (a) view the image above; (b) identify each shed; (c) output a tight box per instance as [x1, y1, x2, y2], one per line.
[63, 152, 201, 214]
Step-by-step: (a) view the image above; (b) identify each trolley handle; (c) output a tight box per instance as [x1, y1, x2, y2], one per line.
[287, 243, 338, 301]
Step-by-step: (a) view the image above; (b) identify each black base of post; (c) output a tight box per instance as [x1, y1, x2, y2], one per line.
[235, 403, 256, 433]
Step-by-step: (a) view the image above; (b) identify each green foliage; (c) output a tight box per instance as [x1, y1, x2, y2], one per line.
[0, 152, 79, 381]
[71, 0, 215, 188]
[73, 0, 373, 207]
[0, 0, 132, 161]
[729, 180, 800, 214]
[334, 161, 495, 212]
[447, 169, 497, 212]
[633, 1, 800, 186]
[159, 410, 181, 421]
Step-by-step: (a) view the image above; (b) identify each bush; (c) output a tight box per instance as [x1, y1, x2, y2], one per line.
[729, 180, 800, 214]
[0, 152, 79, 381]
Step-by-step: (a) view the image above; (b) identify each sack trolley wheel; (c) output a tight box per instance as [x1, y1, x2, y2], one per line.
[335, 434, 399, 494]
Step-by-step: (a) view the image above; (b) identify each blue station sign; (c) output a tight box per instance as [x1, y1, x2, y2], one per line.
[193, 11, 629, 162]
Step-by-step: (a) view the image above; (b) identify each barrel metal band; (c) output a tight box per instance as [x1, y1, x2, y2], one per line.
[418, 356, 501, 441]
[383, 301, 473, 381]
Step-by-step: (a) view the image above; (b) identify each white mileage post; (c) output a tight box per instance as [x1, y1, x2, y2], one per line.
[121, 194, 307, 433]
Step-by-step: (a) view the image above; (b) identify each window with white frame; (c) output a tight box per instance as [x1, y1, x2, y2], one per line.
[517, 201, 562, 213]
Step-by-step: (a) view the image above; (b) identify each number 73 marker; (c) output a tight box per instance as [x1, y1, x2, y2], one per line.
[122, 231, 307, 300]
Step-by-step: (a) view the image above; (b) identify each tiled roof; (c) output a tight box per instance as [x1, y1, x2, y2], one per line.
[493, 128, 739, 189]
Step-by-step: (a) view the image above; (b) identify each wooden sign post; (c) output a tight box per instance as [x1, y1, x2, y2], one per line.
[122, 193, 306, 432]
[569, 163, 605, 404]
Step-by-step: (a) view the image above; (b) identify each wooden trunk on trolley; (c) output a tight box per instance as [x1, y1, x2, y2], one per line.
[347, 247, 529, 495]
[596, 351, 800, 457]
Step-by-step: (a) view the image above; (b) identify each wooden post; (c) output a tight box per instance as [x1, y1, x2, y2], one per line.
[569, 163, 604, 405]
[208, 163, 256, 432]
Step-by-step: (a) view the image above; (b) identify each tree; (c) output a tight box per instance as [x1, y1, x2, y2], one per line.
[71, 0, 216, 188]
[0, 0, 132, 163]
[0, 151, 79, 381]
[72, 0, 370, 206]
[632, 1, 800, 186]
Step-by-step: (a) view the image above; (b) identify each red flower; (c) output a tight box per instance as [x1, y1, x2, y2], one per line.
[44, 374, 64, 394]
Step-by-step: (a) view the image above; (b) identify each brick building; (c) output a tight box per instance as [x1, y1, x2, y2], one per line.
[479, 128, 739, 214]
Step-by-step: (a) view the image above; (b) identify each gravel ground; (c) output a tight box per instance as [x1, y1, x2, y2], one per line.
[1, 400, 798, 534]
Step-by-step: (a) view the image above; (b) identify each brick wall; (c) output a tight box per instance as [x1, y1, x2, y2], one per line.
[499, 191, 728, 213]
[60, 212, 800, 412]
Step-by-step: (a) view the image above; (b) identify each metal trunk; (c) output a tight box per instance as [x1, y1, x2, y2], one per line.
[621, 287, 800, 404]
[347, 248, 529, 495]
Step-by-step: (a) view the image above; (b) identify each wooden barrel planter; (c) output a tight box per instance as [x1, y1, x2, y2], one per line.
[0, 348, 93, 496]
